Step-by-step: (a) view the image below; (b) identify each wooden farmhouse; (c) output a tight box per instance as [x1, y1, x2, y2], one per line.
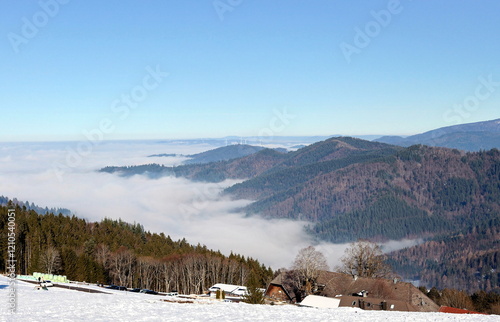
[265, 270, 439, 312]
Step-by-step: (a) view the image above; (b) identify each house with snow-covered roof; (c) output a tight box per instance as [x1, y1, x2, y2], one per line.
[208, 283, 248, 297]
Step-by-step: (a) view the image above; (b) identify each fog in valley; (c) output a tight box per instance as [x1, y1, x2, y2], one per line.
[0, 141, 419, 270]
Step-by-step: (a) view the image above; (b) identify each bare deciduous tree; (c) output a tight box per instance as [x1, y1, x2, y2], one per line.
[441, 288, 474, 310]
[41, 246, 62, 275]
[292, 246, 329, 297]
[109, 246, 136, 287]
[94, 243, 110, 268]
[337, 240, 393, 278]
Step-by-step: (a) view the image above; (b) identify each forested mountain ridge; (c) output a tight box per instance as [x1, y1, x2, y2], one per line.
[376, 118, 500, 151]
[263, 136, 399, 171]
[244, 146, 500, 242]
[224, 137, 401, 200]
[100, 137, 400, 184]
[100, 147, 288, 181]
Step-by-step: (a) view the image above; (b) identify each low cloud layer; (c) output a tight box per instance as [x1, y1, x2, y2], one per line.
[0, 141, 319, 268]
[0, 141, 420, 270]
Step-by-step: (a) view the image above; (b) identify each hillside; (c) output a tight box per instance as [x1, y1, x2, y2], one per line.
[0, 203, 273, 294]
[376, 118, 500, 151]
[240, 146, 500, 242]
[387, 217, 500, 292]
[225, 137, 401, 200]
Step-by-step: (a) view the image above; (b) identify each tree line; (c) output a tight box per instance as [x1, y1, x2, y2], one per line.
[0, 203, 273, 294]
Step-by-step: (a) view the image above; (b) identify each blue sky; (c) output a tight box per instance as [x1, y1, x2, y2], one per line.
[1, 0, 499, 141]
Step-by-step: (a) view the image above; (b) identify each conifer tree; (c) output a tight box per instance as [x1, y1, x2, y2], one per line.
[242, 271, 265, 304]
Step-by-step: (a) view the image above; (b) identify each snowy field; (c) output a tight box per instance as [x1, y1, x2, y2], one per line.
[1, 277, 498, 322]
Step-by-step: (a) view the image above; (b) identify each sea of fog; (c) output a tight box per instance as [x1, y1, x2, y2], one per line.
[0, 140, 421, 269]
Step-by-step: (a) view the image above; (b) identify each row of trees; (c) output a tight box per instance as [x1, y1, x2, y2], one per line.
[104, 247, 271, 294]
[421, 287, 500, 314]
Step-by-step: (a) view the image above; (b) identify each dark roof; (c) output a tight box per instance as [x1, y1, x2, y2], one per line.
[337, 295, 417, 312]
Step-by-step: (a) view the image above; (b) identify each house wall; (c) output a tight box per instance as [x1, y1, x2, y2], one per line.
[338, 295, 416, 312]
[265, 284, 291, 302]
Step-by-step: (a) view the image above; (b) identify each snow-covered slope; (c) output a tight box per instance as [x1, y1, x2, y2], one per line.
[1, 277, 497, 322]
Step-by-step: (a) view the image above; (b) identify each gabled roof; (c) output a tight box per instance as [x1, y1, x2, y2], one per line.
[208, 284, 247, 295]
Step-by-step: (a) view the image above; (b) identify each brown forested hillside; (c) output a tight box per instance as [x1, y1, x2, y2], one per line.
[387, 217, 500, 292]
[240, 145, 500, 242]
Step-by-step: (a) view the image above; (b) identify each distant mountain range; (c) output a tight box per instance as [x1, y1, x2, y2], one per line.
[375, 118, 500, 151]
[101, 135, 500, 292]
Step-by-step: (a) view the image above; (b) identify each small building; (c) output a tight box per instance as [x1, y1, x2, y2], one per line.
[208, 284, 248, 298]
[300, 295, 340, 309]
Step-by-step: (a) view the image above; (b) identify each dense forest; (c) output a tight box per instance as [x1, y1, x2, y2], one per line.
[387, 217, 500, 293]
[0, 203, 273, 294]
[239, 145, 500, 243]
